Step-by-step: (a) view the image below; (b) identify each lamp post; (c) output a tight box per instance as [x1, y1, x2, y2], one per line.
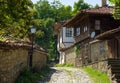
[29, 26, 36, 68]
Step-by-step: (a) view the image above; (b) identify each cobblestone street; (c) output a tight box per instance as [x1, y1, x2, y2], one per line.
[38, 67, 92, 83]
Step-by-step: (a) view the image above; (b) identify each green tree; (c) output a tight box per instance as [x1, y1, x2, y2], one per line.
[34, 0, 52, 19]
[34, 0, 72, 60]
[51, 0, 72, 21]
[94, 4, 99, 8]
[36, 18, 55, 49]
[109, 0, 120, 19]
[0, 0, 42, 40]
[73, 0, 90, 15]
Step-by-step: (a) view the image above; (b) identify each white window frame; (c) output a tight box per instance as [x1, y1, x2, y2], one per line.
[65, 28, 72, 37]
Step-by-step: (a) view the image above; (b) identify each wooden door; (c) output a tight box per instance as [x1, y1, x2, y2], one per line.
[117, 39, 120, 59]
[108, 39, 119, 59]
[114, 39, 120, 59]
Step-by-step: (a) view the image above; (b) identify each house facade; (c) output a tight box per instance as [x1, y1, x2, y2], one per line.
[64, 5, 120, 65]
[54, 21, 74, 64]
[63, 0, 120, 82]
[54, 0, 120, 81]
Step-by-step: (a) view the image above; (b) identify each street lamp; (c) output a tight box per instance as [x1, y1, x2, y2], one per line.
[29, 26, 36, 68]
[31, 26, 36, 34]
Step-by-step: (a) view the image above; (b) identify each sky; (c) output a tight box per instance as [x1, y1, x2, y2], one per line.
[31, 0, 109, 7]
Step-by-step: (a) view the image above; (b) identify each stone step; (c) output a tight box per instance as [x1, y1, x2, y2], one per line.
[108, 63, 120, 66]
[112, 74, 120, 79]
[111, 65, 120, 67]
[108, 60, 120, 61]
[115, 76, 120, 79]
[117, 79, 120, 82]
[111, 69, 120, 72]
[108, 64, 120, 66]
[108, 61, 120, 63]
[108, 59, 120, 60]
[112, 71, 120, 74]
[114, 74, 120, 77]
[108, 60, 120, 62]
[109, 66, 120, 68]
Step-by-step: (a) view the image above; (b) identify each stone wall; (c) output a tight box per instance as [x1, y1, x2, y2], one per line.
[89, 40, 114, 83]
[90, 40, 108, 62]
[62, 44, 89, 67]
[0, 44, 47, 83]
[88, 61, 113, 82]
[89, 40, 109, 72]
[88, 61, 109, 73]
[33, 50, 47, 69]
[64, 47, 76, 66]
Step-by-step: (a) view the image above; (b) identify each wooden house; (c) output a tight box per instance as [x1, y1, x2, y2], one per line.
[54, 21, 74, 64]
[63, 0, 120, 81]
[64, 4, 120, 63]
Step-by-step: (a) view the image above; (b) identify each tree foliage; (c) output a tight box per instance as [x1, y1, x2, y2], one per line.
[94, 4, 99, 8]
[109, 0, 120, 19]
[34, 0, 92, 60]
[0, 0, 42, 40]
[34, 0, 72, 59]
[73, 0, 90, 15]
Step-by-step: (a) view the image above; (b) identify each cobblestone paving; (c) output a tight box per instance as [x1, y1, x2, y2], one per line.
[38, 67, 92, 83]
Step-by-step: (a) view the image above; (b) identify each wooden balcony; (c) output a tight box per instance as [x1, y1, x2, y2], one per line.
[74, 31, 89, 43]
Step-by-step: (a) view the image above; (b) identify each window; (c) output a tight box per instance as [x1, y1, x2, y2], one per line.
[66, 28, 72, 37]
[84, 26, 88, 32]
[95, 20, 100, 30]
[76, 27, 80, 36]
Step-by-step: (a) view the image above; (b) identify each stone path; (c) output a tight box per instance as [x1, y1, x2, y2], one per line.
[38, 67, 92, 83]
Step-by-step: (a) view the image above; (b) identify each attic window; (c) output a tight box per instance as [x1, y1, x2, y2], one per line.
[95, 20, 100, 30]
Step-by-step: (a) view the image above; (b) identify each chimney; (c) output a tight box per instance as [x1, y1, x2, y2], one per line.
[102, 0, 107, 6]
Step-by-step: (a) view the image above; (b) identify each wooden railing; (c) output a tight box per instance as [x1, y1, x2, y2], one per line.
[74, 31, 89, 43]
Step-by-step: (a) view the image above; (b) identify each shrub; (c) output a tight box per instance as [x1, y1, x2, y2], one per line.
[15, 66, 51, 83]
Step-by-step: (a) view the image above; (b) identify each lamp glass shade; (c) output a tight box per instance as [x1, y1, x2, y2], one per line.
[31, 26, 36, 33]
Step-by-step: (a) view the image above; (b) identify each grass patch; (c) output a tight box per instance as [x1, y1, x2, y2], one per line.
[55, 64, 74, 67]
[15, 66, 51, 83]
[82, 67, 110, 83]
[64, 69, 72, 76]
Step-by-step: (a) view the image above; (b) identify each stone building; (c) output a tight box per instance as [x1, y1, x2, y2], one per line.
[62, 0, 120, 82]
[0, 40, 48, 83]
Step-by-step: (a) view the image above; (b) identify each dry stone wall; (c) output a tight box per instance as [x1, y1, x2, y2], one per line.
[90, 40, 108, 62]
[0, 43, 47, 83]
[64, 47, 76, 66]
[33, 50, 47, 69]
[89, 40, 113, 83]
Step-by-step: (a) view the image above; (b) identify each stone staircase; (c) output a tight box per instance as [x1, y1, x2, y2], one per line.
[108, 59, 120, 82]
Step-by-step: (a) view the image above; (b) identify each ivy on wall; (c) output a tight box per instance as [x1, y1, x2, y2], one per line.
[74, 44, 81, 58]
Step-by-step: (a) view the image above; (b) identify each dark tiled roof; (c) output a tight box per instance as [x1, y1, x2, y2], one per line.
[81, 6, 114, 14]
[64, 6, 114, 27]
[0, 41, 47, 53]
[95, 26, 120, 39]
